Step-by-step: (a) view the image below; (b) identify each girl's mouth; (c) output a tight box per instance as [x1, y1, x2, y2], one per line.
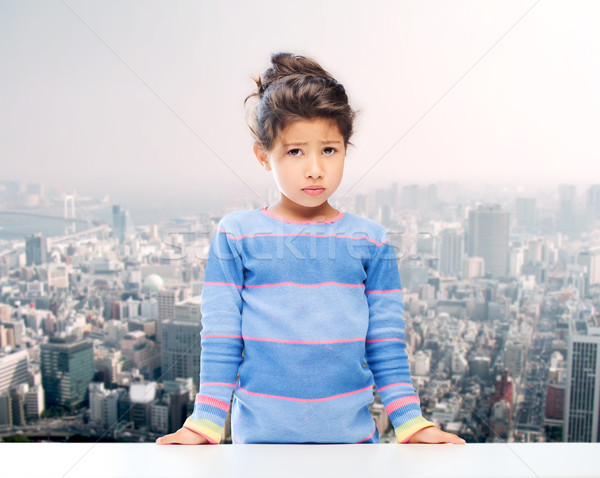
[303, 188, 325, 196]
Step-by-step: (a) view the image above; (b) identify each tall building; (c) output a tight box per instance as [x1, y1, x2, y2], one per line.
[9, 385, 27, 426]
[546, 383, 565, 422]
[438, 228, 464, 277]
[160, 297, 202, 389]
[378, 203, 393, 227]
[163, 378, 194, 432]
[0, 257, 9, 279]
[576, 246, 600, 294]
[157, 289, 177, 323]
[564, 318, 600, 442]
[0, 349, 29, 394]
[0, 303, 11, 321]
[88, 382, 119, 428]
[467, 204, 509, 278]
[505, 342, 525, 378]
[40, 264, 69, 290]
[40, 337, 94, 409]
[508, 245, 525, 278]
[151, 400, 170, 433]
[463, 257, 485, 280]
[112, 205, 134, 244]
[25, 384, 45, 419]
[0, 392, 11, 425]
[25, 233, 48, 266]
[129, 382, 156, 429]
[94, 349, 123, 386]
[558, 184, 577, 236]
[515, 198, 536, 229]
[586, 184, 600, 226]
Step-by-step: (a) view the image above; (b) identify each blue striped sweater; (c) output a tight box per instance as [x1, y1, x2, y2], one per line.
[183, 206, 434, 444]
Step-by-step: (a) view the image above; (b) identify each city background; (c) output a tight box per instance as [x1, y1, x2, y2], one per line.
[0, 179, 599, 444]
[1, 0, 599, 446]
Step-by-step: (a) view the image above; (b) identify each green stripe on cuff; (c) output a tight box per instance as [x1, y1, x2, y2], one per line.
[183, 417, 223, 444]
[395, 416, 435, 443]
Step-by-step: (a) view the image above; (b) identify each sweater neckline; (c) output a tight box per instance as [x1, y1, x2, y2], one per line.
[260, 206, 345, 225]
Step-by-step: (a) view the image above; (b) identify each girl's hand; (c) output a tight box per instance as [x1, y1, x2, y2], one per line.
[155, 427, 211, 445]
[407, 426, 466, 444]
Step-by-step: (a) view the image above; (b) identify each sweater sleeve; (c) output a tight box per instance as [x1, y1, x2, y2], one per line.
[182, 220, 245, 444]
[364, 230, 435, 443]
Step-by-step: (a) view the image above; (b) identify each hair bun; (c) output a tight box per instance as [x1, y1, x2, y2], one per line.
[257, 52, 334, 97]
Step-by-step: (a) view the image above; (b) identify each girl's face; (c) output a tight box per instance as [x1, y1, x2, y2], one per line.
[254, 117, 346, 219]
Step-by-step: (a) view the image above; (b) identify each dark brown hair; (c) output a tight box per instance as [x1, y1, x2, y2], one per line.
[244, 52, 357, 152]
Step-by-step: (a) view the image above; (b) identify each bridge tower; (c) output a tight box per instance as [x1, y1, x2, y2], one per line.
[64, 193, 76, 235]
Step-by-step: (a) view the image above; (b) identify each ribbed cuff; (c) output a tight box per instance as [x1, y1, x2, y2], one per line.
[183, 417, 223, 444]
[394, 415, 436, 443]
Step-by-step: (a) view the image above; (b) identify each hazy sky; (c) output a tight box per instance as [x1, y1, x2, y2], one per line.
[1, 0, 599, 209]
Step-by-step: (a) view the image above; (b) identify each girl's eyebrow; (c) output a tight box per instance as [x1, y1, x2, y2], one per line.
[283, 140, 343, 147]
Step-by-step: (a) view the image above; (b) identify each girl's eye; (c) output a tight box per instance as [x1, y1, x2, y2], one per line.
[323, 147, 336, 155]
[288, 149, 302, 157]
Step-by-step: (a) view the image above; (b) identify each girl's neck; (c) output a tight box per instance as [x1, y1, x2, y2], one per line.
[266, 198, 340, 223]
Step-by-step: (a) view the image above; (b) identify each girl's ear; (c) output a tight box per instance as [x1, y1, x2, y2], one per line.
[253, 143, 271, 171]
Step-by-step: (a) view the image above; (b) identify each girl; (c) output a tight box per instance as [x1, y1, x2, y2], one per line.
[157, 52, 465, 445]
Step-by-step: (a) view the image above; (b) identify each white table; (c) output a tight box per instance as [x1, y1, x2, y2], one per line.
[1, 443, 599, 477]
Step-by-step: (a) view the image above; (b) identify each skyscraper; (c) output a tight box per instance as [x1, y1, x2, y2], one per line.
[467, 204, 509, 278]
[0, 349, 29, 395]
[564, 317, 600, 442]
[40, 337, 94, 409]
[558, 184, 577, 236]
[515, 198, 536, 229]
[586, 185, 600, 226]
[112, 205, 134, 244]
[157, 289, 177, 323]
[160, 297, 202, 389]
[576, 246, 600, 294]
[25, 233, 47, 266]
[163, 378, 194, 432]
[438, 228, 464, 277]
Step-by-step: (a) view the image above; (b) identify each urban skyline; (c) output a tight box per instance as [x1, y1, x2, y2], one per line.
[1, 177, 599, 444]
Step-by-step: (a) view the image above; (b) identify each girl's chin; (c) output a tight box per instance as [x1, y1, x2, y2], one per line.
[282, 194, 330, 208]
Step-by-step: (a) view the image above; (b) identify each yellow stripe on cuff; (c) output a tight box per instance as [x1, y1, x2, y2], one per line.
[183, 417, 223, 444]
[395, 416, 435, 443]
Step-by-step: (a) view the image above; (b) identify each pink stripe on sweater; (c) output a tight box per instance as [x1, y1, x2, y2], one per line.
[195, 395, 230, 412]
[202, 382, 236, 388]
[245, 281, 364, 289]
[356, 426, 377, 443]
[243, 336, 364, 345]
[204, 335, 363, 345]
[231, 433, 247, 444]
[386, 395, 421, 415]
[366, 338, 404, 343]
[236, 384, 372, 403]
[377, 382, 412, 392]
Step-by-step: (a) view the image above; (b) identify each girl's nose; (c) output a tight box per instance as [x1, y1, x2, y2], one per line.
[305, 154, 324, 178]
